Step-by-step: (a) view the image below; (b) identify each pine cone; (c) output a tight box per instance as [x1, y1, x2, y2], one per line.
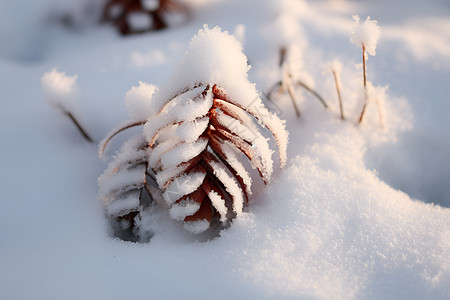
[144, 83, 287, 233]
[102, 0, 186, 35]
[99, 25, 289, 236]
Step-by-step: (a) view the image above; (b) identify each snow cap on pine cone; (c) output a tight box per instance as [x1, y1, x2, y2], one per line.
[140, 24, 289, 233]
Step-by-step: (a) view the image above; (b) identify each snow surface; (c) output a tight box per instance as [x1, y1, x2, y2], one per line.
[1, 0, 450, 299]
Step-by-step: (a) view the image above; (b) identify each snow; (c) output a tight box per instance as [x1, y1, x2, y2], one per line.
[163, 171, 206, 205]
[207, 158, 244, 215]
[213, 85, 289, 167]
[98, 135, 148, 217]
[351, 15, 381, 56]
[214, 110, 274, 181]
[264, 13, 303, 49]
[233, 23, 246, 47]
[141, 0, 160, 11]
[1, 0, 450, 299]
[125, 81, 157, 121]
[129, 49, 167, 68]
[41, 68, 78, 112]
[154, 162, 187, 188]
[169, 198, 201, 221]
[207, 189, 228, 223]
[127, 12, 153, 31]
[98, 165, 146, 198]
[175, 116, 209, 142]
[153, 24, 251, 109]
[160, 137, 208, 169]
[143, 86, 213, 144]
[183, 219, 211, 234]
[220, 141, 253, 196]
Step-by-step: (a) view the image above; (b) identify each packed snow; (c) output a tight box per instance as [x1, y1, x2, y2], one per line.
[1, 0, 449, 299]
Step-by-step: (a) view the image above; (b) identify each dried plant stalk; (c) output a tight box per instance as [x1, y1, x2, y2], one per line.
[332, 69, 345, 120]
[358, 43, 368, 124]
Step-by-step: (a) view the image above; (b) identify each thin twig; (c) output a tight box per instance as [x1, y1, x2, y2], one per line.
[279, 47, 287, 67]
[332, 69, 345, 120]
[65, 111, 93, 143]
[358, 43, 368, 124]
[265, 81, 283, 102]
[296, 79, 328, 109]
[100, 120, 147, 157]
[285, 78, 301, 118]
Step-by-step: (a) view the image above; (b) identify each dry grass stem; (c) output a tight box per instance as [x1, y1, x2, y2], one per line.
[65, 111, 93, 143]
[358, 43, 368, 124]
[332, 69, 345, 120]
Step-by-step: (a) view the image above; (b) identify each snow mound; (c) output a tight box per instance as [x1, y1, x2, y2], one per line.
[213, 125, 450, 300]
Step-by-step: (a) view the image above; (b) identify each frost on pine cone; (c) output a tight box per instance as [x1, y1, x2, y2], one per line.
[98, 135, 153, 240]
[99, 25, 288, 236]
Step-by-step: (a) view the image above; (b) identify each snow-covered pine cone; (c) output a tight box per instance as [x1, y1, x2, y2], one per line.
[98, 25, 288, 236]
[144, 83, 287, 233]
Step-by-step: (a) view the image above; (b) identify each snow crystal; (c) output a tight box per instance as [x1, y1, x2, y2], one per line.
[125, 81, 157, 121]
[163, 172, 206, 205]
[351, 15, 381, 56]
[41, 68, 78, 113]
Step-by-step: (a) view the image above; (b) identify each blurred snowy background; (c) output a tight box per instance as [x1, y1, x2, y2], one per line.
[0, 0, 449, 299]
